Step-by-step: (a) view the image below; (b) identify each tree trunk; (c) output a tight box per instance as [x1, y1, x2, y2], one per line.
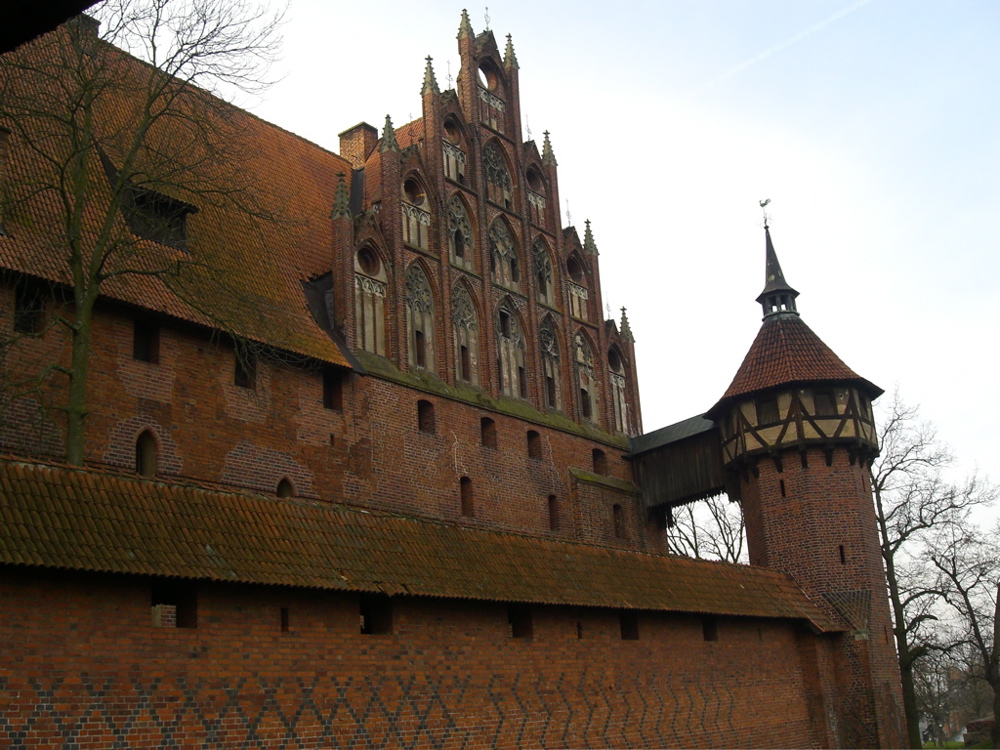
[64, 300, 94, 466]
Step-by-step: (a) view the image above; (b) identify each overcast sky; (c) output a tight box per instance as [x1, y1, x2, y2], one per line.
[249, 0, 1000, 499]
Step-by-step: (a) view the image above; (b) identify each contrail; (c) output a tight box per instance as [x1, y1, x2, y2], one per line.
[686, 0, 877, 99]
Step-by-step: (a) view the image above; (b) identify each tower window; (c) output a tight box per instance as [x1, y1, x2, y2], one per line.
[756, 396, 779, 425]
[133, 320, 160, 363]
[814, 388, 837, 416]
[135, 430, 158, 478]
[323, 368, 344, 410]
[508, 606, 532, 639]
[359, 594, 393, 635]
[619, 611, 639, 641]
[481, 417, 497, 448]
[460, 476, 474, 517]
[592, 449, 607, 474]
[548, 495, 559, 531]
[417, 400, 435, 434]
[527, 430, 542, 459]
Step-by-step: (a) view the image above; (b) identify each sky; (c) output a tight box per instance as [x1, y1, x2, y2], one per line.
[247, 0, 1000, 501]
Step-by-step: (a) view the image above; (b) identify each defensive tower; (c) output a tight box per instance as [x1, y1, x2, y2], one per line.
[707, 225, 905, 747]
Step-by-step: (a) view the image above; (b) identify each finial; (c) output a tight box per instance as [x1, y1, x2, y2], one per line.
[446, 60, 453, 89]
[756, 224, 800, 319]
[330, 173, 351, 220]
[484, 6, 490, 30]
[504, 33, 519, 69]
[541, 130, 557, 166]
[458, 9, 473, 39]
[422, 56, 440, 96]
[620, 307, 634, 342]
[565, 199, 571, 227]
[583, 219, 599, 256]
[379, 115, 399, 153]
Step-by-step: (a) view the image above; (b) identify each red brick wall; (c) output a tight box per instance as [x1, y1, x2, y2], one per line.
[1, 567, 830, 748]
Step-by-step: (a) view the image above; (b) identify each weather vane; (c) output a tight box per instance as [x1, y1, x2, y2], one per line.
[446, 61, 453, 89]
[759, 198, 771, 228]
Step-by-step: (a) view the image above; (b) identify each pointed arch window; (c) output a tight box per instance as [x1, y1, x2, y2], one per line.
[575, 332, 598, 423]
[405, 264, 435, 371]
[533, 239, 555, 306]
[540, 318, 561, 411]
[355, 246, 387, 356]
[608, 346, 629, 434]
[496, 301, 526, 400]
[526, 166, 547, 227]
[448, 195, 474, 271]
[567, 253, 590, 321]
[477, 62, 506, 132]
[489, 220, 520, 291]
[452, 284, 479, 386]
[401, 176, 430, 250]
[483, 142, 512, 209]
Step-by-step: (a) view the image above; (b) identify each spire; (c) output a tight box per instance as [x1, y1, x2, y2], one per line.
[457, 9, 473, 39]
[583, 219, 599, 256]
[422, 56, 440, 96]
[620, 307, 634, 342]
[755, 224, 799, 318]
[541, 130, 557, 167]
[504, 34, 519, 69]
[330, 173, 351, 220]
[379, 115, 399, 153]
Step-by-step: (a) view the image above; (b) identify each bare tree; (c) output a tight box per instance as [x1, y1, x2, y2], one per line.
[870, 390, 997, 748]
[665, 494, 747, 564]
[0, 0, 284, 464]
[928, 524, 1000, 748]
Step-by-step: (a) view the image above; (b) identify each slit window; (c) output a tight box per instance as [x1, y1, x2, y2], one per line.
[135, 430, 157, 478]
[460, 345, 471, 381]
[703, 616, 719, 642]
[133, 320, 160, 363]
[592, 449, 607, 474]
[839, 545, 846, 564]
[359, 594, 393, 635]
[548, 495, 559, 531]
[481, 417, 497, 448]
[619, 611, 639, 641]
[234, 351, 256, 389]
[508, 605, 532, 639]
[613, 504, 624, 538]
[418, 399, 435, 434]
[527, 430, 542, 459]
[280, 607, 290, 632]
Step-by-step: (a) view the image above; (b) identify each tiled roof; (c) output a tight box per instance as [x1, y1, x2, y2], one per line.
[0, 29, 351, 368]
[711, 314, 881, 413]
[0, 458, 840, 631]
[629, 415, 716, 457]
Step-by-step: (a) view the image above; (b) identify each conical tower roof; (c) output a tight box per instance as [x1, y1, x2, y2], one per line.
[708, 227, 881, 416]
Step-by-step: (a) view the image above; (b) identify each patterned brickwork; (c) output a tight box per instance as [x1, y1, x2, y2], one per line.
[1, 568, 824, 749]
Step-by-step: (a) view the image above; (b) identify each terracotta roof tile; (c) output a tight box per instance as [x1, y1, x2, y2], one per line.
[712, 314, 881, 413]
[0, 458, 840, 632]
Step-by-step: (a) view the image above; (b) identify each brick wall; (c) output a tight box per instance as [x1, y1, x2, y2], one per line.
[1, 567, 829, 748]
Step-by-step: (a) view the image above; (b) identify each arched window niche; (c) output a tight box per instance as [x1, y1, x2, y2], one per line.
[540, 316, 561, 411]
[575, 331, 598, 423]
[533, 238, 555, 307]
[442, 118, 468, 184]
[135, 429, 158, 478]
[405, 263, 435, 371]
[566, 252, 590, 322]
[489, 220, 520, 291]
[401, 175, 430, 250]
[447, 195, 474, 272]
[496, 300, 527, 400]
[355, 245, 388, 356]
[609, 346, 629, 435]
[452, 283, 480, 386]
[483, 141, 512, 208]
[526, 166, 547, 228]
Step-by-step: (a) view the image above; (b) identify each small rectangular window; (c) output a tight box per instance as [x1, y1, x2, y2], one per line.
[508, 605, 532, 639]
[418, 399, 435, 434]
[133, 320, 160, 363]
[360, 594, 393, 635]
[814, 388, 837, 416]
[323, 368, 344, 410]
[13, 282, 44, 335]
[151, 582, 197, 629]
[702, 616, 719, 642]
[527, 430, 542, 459]
[619, 611, 639, 641]
[234, 351, 256, 389]
[280, 607, 290, 632]
[548, 495, 559, 531]
[756, 397, 779, 425]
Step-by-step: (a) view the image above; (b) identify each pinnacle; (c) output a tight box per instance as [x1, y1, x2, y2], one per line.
[583, 219, 599, 256]
[458, 9, 473, 40]
[330, 173, 351, 220]
[756, 225, 799, 318]
[379, 115, 399, 153]
[422, 56, 440, 96]
[541, 130, 557, 167]
[620, 307, 634, 342]
[504, 34, 519, 69]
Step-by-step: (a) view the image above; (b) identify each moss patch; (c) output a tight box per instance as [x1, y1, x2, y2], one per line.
[569, 467, 638, 495]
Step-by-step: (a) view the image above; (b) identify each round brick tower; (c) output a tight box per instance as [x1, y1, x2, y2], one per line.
[707, 225, 906, 748]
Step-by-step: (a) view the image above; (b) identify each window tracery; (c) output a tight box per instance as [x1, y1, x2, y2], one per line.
[448, 195, 474, 271]
[401, 176, 430, 250]
[405, 264, 435, 370]
[483, 142, 512, 208]
[609, 346, 629, 434]
[533, 239, 555, 306]
[540, 318, 561, 410]
[452, 284, 479, 385]
[496, 301, 526, 399]
[489, 220, 520, 290]
[355, 246, 387, 355]
[575, 332, 597, 422]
